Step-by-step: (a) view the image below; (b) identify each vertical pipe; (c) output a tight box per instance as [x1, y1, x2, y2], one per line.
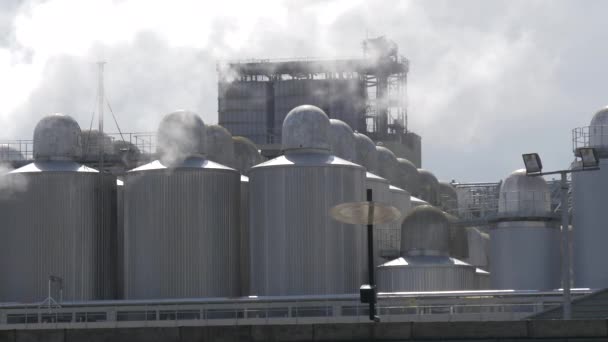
[561, 171, 572, 319]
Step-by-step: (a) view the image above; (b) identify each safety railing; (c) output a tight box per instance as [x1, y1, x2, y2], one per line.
[572, 125, 608, 153]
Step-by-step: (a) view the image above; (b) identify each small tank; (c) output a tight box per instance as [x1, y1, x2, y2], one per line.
[354, 133, 378, 173]
[376, 145, 399, 185]
[417, 169, 440, 206]
[124, 110, 240, 299]
[80, 130, 113, 161]
[0, 113, 116, 302]
[205, 124, 236, 168]
[396, 158, 419, 196]
[249, 105, 366, 296]
[377, 206, 477, 292]
[232, 136, 264, 174]
[490, 169, 559, 290]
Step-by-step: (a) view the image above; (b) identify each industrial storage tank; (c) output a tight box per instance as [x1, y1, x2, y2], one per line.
[465, 227, 490, 271]
[206, 124, 236, 168]
[417, 169, 440, 206]
[377, 205, 477, 292]
[490, 169, 560, 290]
[249, 105, 366, 296]
[329, 119, 357, 162]
[0, 144, 24, 161]
[573, 107, 608, 288]
[240, 175, 250, 295]
[396, 158, 420, 197]
[378, 185, 411, 260]
[438, 181, 458, 213]
[354, 132, 379, 174]
[124, 110, 240, 299]
[0, 113, 116, 302]
[376, 145, 400, 186]
[232, 136, 264, 174]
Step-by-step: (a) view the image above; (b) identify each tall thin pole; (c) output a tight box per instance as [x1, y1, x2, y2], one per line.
[561, 171, 572, 319]
[366, 189, 378, 322]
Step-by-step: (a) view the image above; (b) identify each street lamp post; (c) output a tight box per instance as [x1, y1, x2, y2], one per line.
[522, 147, 599, 320]
[330, 189, 401, 322]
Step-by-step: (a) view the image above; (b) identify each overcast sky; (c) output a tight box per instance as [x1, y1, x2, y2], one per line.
[0, 0, 606, 182]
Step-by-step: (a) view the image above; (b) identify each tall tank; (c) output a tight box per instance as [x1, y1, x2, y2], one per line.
[438, 182, 458, 213]
[377, 205, 477, 292]
[573, 107, 608, 288]
[376, 145, 399, 186]
[490, 169, 560, 290]
[124, 111, 240, 299]
[116, 178, 125, 299]
[329, 119, 357, 162]
[378, 185, 411, 260]
[0, 113, 116, 302]
[240, 175, 250, 295]
[354, 133, 378, 174]
[417, 169, 440, 206]
[232, 136, 264, 174]
[249, 105, 366, 296]
[206, 124, 236, 168]
[396, 158, 420, 197]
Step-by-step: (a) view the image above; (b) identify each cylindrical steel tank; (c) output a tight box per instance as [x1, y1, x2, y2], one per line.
[446, 213, 469, 260]
[0, 145, 24, 161]
[490, 169, 560, 290]
[465, 227, 490, 270]
[396, 158, 419, 197]
[116, 178, 124, 299]
[0, 113, 116, 302]
[240, 175, 250, 295]
[417, 169, 440, 206]
[354, 133, 378, 173]
[249, 105, 366, 296]
[329, 119, 356, 162]
[573, 107, 608, 288]
[377, 205, 477, 292]
[366, 172, 392, 267]
[205, 124, 236, 168]
[376, 145, 399, 186]
[476, 268, 491, 290]
[124, 111, 240, 299]
[232, 136, 264, 174]
[377, 186, 410, 260]
[438, 182, 458, 214]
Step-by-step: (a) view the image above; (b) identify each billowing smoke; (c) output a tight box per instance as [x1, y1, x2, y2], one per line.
[156, 110, 205, 167]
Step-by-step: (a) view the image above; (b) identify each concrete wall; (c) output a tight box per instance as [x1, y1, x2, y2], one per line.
[0, 320, 606, 342]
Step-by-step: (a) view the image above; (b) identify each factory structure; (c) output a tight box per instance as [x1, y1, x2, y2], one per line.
[0, 37, 607, 330]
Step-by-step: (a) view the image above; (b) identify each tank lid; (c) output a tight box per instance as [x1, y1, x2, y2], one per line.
[281, 105, 330, 153]
[498, 169, 551, 218]
[129, 156, 236, 173]
[251, 153, 362, 169]
[33, 113, 82, 161]
[156, 110, 206, 166]
[11, 161, 98, 173]
[378, 255, 473, 268]
[401, 205, 450, 256]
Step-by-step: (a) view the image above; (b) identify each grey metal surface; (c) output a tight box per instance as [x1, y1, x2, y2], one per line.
[401, 205, 450, 256]
[281, 105, 331, 153]
[0, 164, 116, 302]
[417, 169, 440, 206]
[376, 145, 399, 186]
[572, 158, 608, 288]
[498, 169, 552, 218]
[366, 173, 392, 266]
[33, 113, 82, 161]
[395, 158, 419, 196]
[380, 186, 410, 259]
[354, 133, 378, 173]
[465, 227, 490, 270]
[232, 136, 264, 174]
[377, 256, 477, 292]
[588, 106, 608, 157]
[490, 221, 560, 290]
[205, 124, 236, 168]
[156, 110, 206, 166]
[124, 157, 241, 299]
[446, 213, 469, 260]
[476, 268, 491, 290]
[248, 153, 366, 296]
[116, 179, 124, 299]
[328, 119, 356, 162]
[0, 145, 24, 161]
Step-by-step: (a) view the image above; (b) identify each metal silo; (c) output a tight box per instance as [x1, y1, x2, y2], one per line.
[354, 133, 379, 174]
[379, 185, 411, 260]
[376, 145, 399, 186]
[418, 169, 440, 206]
[206, 124, 236, 168]
[240, 175, 250, 296]
[0, 145, 24, 161]
[249, 105, 366, 296]
[232, 136, 264, 174]
[124, 110, 240, 299]
[438, 182, 458, 214]
[490, 169, 560, 290]
[0, 113, 116, 302]
[329, 119, 357, 162]
[573, 107, 608, 288]
[377, 205, 477, 292]
[396, 158, 420, 197]
[116, 178, 124, 299]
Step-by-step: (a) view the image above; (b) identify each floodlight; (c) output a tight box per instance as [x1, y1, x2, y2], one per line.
[576, 147, 599, 169]
[522, 153, 543, 174]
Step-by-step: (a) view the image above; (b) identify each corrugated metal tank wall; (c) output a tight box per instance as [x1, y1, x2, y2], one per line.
[367, 173, 391, 266]
[240, 175, 250, 296]
[0, 167, 116, 302]
[124, 160, 241, 299]
[248, 155, 366, 295]
[378, 186, 410, 260]
[116, 179, 124, 299]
